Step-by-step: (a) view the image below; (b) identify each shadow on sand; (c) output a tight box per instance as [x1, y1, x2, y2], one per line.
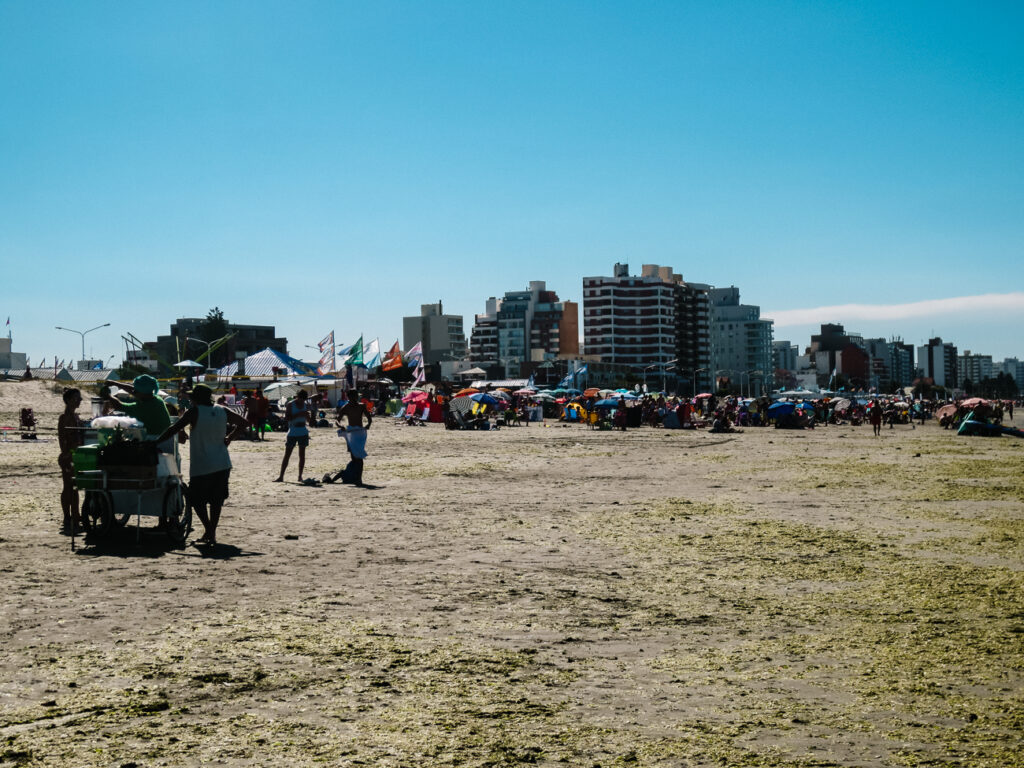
[72, 525, 262, 560]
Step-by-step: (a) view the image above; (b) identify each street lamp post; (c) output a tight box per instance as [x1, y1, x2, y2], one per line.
[184, 336, 212, 365]
[55, 323, 110, 369]
[643, 364, 657, 392]
[663, 358, 677, 395]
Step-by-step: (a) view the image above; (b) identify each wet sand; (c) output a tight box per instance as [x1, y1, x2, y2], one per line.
[1, 380, 1022, 767]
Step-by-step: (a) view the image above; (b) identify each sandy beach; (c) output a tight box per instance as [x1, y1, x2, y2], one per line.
[1, 379, 1022, 767]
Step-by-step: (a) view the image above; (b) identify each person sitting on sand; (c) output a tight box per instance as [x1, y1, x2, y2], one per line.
[57, 388, 84, 533]
[156, 384, 248, 545]
[324, 389, 373, 486]
[709, 411, 742, 434]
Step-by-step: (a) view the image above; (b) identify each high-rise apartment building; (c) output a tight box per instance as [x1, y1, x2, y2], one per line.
[773, 340, 798, 373]
[958, 351, 993, 386]
[469, 297, 499, 368]
[470, 282, 578, 378]
[917, 337, 958, 389]
[402, 301, 466, 366]
[582, 263, 711, 393]
[708, 286, 773, 396]
[996, 358, 1024, 385]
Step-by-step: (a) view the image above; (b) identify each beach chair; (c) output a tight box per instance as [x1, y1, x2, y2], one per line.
[20, 408, 37, 439]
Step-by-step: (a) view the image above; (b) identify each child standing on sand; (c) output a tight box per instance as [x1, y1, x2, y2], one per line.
[57, 388, 84, 532]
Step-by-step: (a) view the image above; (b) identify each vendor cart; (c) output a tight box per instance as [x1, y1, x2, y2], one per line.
[73, 440, 191, 546]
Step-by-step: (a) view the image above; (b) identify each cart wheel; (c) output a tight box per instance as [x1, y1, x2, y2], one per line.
[82, 490, 114, 535]
[163, 484, 191, 546]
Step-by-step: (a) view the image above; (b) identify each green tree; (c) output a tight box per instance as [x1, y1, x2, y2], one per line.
[198, 307, 229, 343]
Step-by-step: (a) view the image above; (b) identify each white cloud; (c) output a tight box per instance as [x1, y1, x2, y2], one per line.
[767, 293, 1024, 327]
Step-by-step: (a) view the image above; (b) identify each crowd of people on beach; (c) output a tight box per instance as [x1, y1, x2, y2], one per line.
[51, 373, 1021, 543]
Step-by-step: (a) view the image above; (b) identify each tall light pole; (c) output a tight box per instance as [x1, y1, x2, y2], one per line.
[662, 358, 677, 395]
[55, 323, 110, 369]
[643, 364, 657, 392]
[184, 336, 211, 364]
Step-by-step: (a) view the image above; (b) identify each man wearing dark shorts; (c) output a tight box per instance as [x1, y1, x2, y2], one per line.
[158, 384, 247, 545]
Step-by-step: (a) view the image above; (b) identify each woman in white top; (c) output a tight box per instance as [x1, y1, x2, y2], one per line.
[158, 384, 247, 545]
[274, 390, 313, 483]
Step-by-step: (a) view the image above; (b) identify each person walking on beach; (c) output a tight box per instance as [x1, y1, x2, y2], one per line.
[57, 388, 84, 533]
[869, 399, 883, 436]
[325, 388, 373, 486]
[157, 384, 247, 545]
[275, 389, 313, 483]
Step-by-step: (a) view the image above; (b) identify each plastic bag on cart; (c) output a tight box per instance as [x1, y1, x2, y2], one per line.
[90, 415, 146, 443]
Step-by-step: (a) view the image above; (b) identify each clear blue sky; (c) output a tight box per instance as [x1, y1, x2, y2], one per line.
[2, 1, 1022, 366]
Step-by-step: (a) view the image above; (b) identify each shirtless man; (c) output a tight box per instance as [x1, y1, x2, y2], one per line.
[324, 389, 373, 486]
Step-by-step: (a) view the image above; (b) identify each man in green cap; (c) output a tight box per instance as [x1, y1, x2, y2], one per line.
[103, 374, 172, 439]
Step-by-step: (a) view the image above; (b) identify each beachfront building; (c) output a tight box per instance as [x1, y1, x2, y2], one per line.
[773, 341, 798, 372]
[958, 351, 994, 388]
[469, 298, 500, 373]
[583, 263, 712, 394]
[146, 318, 287, 373]
[917, 337, 959, 390]
[0, 338, 27, 370]
[469, 282, 578, 379]
[890, 339, 916, 387]
[403, 301, 467, 367]
[995, 357, 1024, 385]
[807, 323, 866, 388]
[708, 286, 773, 396]
[675, 280, 713, 394]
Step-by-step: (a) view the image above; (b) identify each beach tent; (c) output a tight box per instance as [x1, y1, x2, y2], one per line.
[215, 348, 316, 378]
[449, 396, 475, 415]
[767, 401, 796, 417]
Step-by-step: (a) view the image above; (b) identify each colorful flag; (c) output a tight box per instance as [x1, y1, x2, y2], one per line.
[363, 338, 381, 369]
[557, 371, 573, 389]
[404, 341, 423, 366]
[317, 351, 334, 376]
[382, 341, 403, 371]
[317, 331, 334, 352]
[412, 361, 425, 385]
[574, 364, 588, 379]
[339, 336, 363, 366]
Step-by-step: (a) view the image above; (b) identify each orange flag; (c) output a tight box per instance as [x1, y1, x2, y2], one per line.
[382, 341, 403, 371]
